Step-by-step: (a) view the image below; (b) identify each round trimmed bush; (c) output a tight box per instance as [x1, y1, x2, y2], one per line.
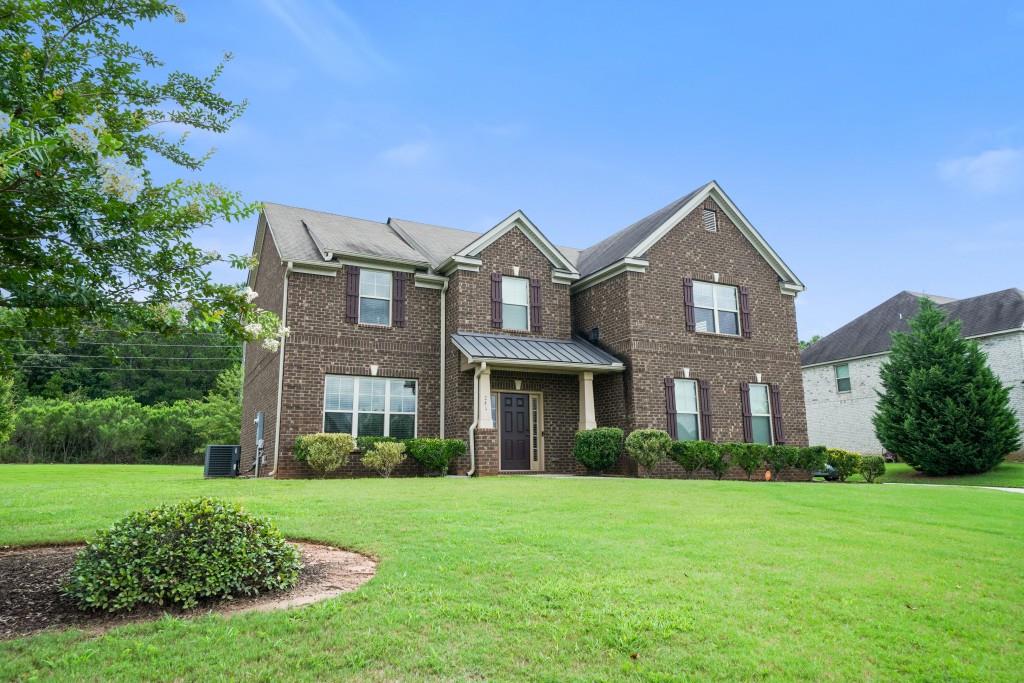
[573, 427, 624, 473]
[65, 498, 301, 612]
[725, 443, 765, 480]
[361, 440, 407, 477]
[826, 448, 862, 482]
[625, 429, 672, 476]
[295, 433, 354, 477]
[859, 455, 886, 483]
[407, 437, 466, 475]
[669, 440, 718, 477]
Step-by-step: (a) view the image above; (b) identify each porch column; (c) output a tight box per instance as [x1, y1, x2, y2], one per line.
[579, 371, 596, 431]
[478, 363, 494, 429]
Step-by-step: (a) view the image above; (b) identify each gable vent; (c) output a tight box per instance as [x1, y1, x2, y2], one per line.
[702, 209, 718, 233]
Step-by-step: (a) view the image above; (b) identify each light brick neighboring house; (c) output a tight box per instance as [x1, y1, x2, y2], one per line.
[241, 181, 809, 478]
[801, 289, 1024, 455]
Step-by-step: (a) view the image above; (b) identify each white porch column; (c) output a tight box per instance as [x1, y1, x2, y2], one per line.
[579, 371, 596, 431]
[478, 363, 494, 429]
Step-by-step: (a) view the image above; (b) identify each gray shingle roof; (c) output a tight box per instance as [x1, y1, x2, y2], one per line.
[451, 331, 624, 369]
[387, 218, 480, 269]
[800, 288, 1024, 366]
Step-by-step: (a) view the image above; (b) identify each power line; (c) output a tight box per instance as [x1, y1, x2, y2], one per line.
[17, 340, 239, 348]
[18, 365, 230, 373]
[14, 352, 237, 361]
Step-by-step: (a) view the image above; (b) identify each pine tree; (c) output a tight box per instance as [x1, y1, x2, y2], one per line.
[873, 298, 1021, 475]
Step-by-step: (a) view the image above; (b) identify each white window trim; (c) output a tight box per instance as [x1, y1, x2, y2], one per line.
[673, 378, 701, 441]
[834, 364, 851, 394]
[358, 268, 392, 327]
[322, 375, 417, 438]
[693, 281, 741, 337]
[501, 275, 530, 332]
[749, 382, 774, 445]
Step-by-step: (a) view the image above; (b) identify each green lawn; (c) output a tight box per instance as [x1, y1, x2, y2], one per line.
[870, 461, 1024, 488]
[2, 466, 1023, 681]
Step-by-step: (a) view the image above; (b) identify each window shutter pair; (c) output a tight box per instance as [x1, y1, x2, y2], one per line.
[739, 286, 752, 339]
[490, 272, 502, 328]
[345, 265, 360, 323]
[489, 273, 543, 331]
[769, 384, 786, 444]
[740, 382, 753, 443]
[529, 278, 542, 332]
[664, 377, 714, 441]
[392, 272, 409, 328]
[682, 277, 696, 332]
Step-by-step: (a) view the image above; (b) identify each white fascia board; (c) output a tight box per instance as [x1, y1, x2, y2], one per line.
[457, 210, 580, 275]
[627, 182, 805, 291]
[332, 253, 427, 272]
[438, 254, 482, 275]
[569, 258, 649, 293]
[414, 272, 448, 289]
[552, 270, 580, 285]
[291, 264, 337, 277]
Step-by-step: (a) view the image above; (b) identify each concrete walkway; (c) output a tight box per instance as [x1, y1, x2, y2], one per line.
[884, 482, 1024, 494]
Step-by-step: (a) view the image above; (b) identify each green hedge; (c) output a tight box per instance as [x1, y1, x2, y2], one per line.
[668, 440, 718, 476]
[406, 438, 466, 475]
[625, 429, 672, 475]
[573, 427, 624, 473]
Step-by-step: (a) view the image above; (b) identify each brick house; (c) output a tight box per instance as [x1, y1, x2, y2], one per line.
[801, 289, 1024, 455]
[241, 181, 808, 478]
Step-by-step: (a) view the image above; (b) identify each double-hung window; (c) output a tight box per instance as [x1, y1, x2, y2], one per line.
[674, 379, 701, 441]
[748, 383, 773, 444]
[502, 276, 529, 331]
[834, 363, 851, 393]
[324, 375, 417, 438]
[359, 269, 392, 326]
[693, 281, 740, 335]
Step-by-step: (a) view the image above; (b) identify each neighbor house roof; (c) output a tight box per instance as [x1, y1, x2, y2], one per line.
[800, 288, 1024, 367]
[451, 331, 625, 371]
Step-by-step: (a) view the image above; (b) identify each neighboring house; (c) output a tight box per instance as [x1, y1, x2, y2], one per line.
[801, 289, 1024, 454]
[241, 181, 808, 478]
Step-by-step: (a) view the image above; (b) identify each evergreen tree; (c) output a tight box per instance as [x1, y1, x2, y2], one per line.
[873, 298, 1020, 475]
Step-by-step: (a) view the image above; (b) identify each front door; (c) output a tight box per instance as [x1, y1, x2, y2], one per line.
[500, 393, 531, 471]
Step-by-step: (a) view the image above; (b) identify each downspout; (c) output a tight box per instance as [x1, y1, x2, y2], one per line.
[467, 363, 481, 477]
[269, 260, 293, 477]
[439, 277, 449, 438]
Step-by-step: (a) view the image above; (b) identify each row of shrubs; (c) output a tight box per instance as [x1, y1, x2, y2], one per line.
[574, 427, 886, 482]
[294, 433, 466, 478]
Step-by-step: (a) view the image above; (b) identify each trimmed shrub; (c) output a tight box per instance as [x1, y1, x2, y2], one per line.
[362, 441, 407, 477]
[294, 433, 354, 477]
[827, 448, 862, 482]
[573, 427, 624, 473]
[796, 445, 828, 473]
[725, 443, 765, 480]
[764, 445, 800, 481]
[356, 435, 395, 452]
[703, 447, 731, 480]
[625, 429, 672, 476]
[859, 455, 886, 483]
[669, 440, 717, 477]
[406, 438, 466, 475]
[64, 498, 300, 612]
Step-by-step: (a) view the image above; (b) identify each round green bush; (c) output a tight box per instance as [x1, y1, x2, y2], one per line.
[725, 443, 765, 480]
[65, 498, 301, 612]
[625, 429, 672, 476]
[573, 427, 624, 473]
[859, 455, 886, 483]
[669, 440, 718, 477]
[295, 432, 354, 477]
[361, 440, 407, 477]
[826, 448, 862, 482]
[764, 445, 800, 481]
[407, 437, 466, 475]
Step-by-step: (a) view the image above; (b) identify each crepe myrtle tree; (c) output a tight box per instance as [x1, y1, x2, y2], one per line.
[0, 1, 284, 362]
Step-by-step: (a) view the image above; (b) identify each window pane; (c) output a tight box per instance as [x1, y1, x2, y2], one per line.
[324, 412, 353, 434]
[359, 378, 386, 412]
[752, 416, 772, 444]
[360, 269, 391, 299]
[325, 376, 354, 411]
[677, 414, 700, 441]
[389, 414, 415, 439]
[694, 307, 715, 333]
[718, 310, 739, 335]
[835, 364, 850, 380]
[674, 379, 698, 414]
[693, 281, 715, 308]
[503, 303, 529, 330]
[749, 384, 770, 415]
[490, 394, 497, 426]
[715, 284, 738, 311]
[358, 412, 385, 436]
[837, 377, 852, 393]
[359, 297, 390, 325]
[389, 379, 417, 412]
[502, 276, 529, 306]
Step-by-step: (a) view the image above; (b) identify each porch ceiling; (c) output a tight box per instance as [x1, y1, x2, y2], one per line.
[451, 331, 624, 372]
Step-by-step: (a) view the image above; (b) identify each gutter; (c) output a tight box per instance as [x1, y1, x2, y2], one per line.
[269, 260, 292, 477]
[467, 363, 482, 477]
[439, 277, 449, 438]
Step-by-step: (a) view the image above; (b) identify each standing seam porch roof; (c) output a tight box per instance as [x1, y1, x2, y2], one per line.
[450, 332, 625, 370]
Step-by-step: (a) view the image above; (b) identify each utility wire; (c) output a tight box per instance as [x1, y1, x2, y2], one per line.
[17, 340, 239, 348]
[18, 365, 230, 373]
[13, 352, 237, 361]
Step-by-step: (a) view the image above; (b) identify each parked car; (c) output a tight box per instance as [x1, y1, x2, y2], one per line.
[813, 463, 839, 481]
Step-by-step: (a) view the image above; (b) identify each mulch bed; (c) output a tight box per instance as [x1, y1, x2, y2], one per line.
[0, 542, 377, 640]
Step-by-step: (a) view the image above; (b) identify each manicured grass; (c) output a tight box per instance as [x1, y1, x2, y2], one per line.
[2, 466, 1023, 681]
[871, 461, 1024, 488]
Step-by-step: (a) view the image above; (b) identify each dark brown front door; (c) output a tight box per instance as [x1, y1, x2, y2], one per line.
[500, 393, 530, 471]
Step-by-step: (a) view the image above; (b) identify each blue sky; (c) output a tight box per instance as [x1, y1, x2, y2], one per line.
[137, 1, 1024, 338]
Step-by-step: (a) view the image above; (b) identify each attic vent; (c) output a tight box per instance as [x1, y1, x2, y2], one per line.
[702, 209, 718, 233]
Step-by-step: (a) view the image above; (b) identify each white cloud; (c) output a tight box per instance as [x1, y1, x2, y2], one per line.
[378, 141, 434, 167]
[938, 147, 1024, 193]
[258, 0, 390, 81]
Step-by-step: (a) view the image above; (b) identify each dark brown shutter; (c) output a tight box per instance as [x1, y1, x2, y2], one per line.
[664, 377, 677, 439]
[529, 277, 542, 332]
[739, 286, 752, 339]
[683, 277, 695, 332]
[698, 379, 713, 441]
[769, 383, 785, 445]
[392, 272, 407, 328]
[740, 382, 753, 443]
[490, 272, 502, 328]
[345, 265, 360, 324]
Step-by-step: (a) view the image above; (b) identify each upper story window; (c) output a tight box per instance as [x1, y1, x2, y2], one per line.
[693, 281, 739, 336]
[502, 276, 530, 331]
[324, 375, 417, 439]
[748, 383, 773, 444]
[674, 379, 701, 441]
[834, 363, 851, 393]
[359, 269, 392, 326]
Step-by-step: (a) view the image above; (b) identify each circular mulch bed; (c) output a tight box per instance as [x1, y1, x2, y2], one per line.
[0, 542, 377, 640]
